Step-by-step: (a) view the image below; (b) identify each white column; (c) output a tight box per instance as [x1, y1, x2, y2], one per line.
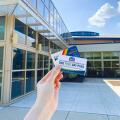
[2, 15, 14, 105]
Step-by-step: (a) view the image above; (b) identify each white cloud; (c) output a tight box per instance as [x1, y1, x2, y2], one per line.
[88, 3, 117, 27]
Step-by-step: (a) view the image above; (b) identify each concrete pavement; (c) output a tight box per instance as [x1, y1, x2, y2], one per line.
[0, 78, 120, 120]
[0, 107, 120, 120]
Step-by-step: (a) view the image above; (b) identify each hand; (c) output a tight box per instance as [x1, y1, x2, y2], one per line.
[36, 66, 63, 116]
[24, 66, 63, 120]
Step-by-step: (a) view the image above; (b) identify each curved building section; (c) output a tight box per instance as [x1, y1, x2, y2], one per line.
[70, 31, 100, 37]
[67, 31, 120, 79]
[67, 31, 120, 45]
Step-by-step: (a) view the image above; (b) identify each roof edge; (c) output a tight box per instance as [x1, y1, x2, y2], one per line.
[0, 0, 19, 5]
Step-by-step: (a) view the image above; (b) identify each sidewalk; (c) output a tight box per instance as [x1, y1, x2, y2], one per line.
[0, 107, 120, 120]
[0, 78, 120, 120]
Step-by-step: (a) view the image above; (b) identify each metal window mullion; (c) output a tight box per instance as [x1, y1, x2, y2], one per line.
[43, 55, 45, 76]
[25, 19, 28, 46]
[48, 37, 50, 70]
[101, 52, 104, 73]
[37, 68, 44, 70]
[10, 48, 14, 101]
[12, 69, 27, 72]
[1, 46, 5, 103]
[24, 50, 27, 94]
[119, 52, 120, 69]
[35, 32, 38, 85]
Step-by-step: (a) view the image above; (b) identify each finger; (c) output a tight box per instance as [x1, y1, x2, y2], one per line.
[55, 73, 63, 89]
[55, 75, 63, 88]
[37, 69, 53, 84]
[54, 82, 61, 100]
[55, 72, 63, 82]
[48, 65, 61, 84]
[55, 73, 63, 85]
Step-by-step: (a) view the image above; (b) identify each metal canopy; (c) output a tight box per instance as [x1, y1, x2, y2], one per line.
[0, 0, 68, 49]
[37, 29, 50, 33]
[27, 22, 42, 26]
[0, 4, 16, 15]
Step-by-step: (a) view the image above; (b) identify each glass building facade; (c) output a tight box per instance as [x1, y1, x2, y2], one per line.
[10, 17, 64, 100]
[0, 0, 72, 104]
[80, 52, 120, 78]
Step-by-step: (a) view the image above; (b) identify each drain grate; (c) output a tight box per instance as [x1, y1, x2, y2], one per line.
[107, 80, 120, 86]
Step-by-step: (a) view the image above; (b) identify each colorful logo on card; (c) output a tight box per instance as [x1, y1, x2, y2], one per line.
[62, 46, 80, 57]
[69, 57, 75, 62]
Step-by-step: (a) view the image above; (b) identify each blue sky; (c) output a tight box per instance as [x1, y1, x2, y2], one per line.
[52, 0, 120, 35]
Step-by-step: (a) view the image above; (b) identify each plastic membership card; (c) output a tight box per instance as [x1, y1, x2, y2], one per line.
[51, 46, 87, 75]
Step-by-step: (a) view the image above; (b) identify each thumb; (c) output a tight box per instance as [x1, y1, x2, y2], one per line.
[48, 65, 61, 84]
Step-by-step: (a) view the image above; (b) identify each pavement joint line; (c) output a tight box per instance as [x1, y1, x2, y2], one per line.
[63, 111, 120, 120]
[107, 114, 110, 120]
[65, 111, 70, 120]
[10, 106, 31, 109]
[66, 111, 120, 117]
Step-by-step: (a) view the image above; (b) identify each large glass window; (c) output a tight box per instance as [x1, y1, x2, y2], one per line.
[93, 52, 101, 59]
[115, 69, 120, 77]
[0, 16, 5, 40]
[27, 52, 35, 69]
[27, 27, 36, 48]
[38, 0, 45, 17]
[50, 42, 54, 53]
[112, 61, 119, 68]
[44, 56, 49, 68]
[44, 7, 50, 23]
[28, 0, 37, 8]
[84, 51, 120, 78]
[44, 0, 50, 9]
[38, 34, 43, 45]
[84, 53, 93, 59]
[0, 86, 1, 101]
[26, 71, 35, 93]
[50, 13, 54, 28]
[87, 61, 93, 68]
[103, 52, 112, 59]
[44, 69, 49, 75]
[112, 52, 119, 59]
[0, 47, 4, 70]
[41, 37, 45, 51]
[38, 34, 48, 51]
[94, 61, 102, 68]
[56, 14, 60, 34]
[0, 72, 2, 84]
[44, 38, 49, 51]
[50, 1, 54, 15]
[13, 48, 26, 70]
[38, 54, 44, 68]
[15, 18, 27, 44]
[11, 71, 25, 99]
[103, 68, 115, 78]
[80, 53, 84, 58]
[104, 61, 111, 68]
[50, 59, 53, 69]
[37, 70, 43, 82]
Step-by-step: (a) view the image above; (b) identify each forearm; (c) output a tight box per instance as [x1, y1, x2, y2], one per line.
[24, 103, 45, 120]
[24, 101, 54, 120]
[24, 85, 54, 120]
